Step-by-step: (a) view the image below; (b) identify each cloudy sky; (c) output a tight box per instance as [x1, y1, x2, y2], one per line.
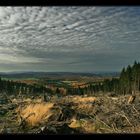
[0, 7, 140, 72]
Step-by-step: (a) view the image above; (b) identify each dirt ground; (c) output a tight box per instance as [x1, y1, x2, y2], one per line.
[1, 93, 140, 134]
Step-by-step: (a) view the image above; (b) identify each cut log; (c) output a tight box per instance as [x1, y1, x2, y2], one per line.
[127, 95, 135, 104]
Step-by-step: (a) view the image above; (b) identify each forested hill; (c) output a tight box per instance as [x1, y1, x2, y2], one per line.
[0, 78, 52, 95]
[0, 61, 140, 96]
[67, 61, 140, 95]
[96, 61, 140, 95]
[0, 72, 119, 80]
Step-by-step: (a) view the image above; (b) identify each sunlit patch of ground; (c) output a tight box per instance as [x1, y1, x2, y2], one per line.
[18, 102, 54, 126]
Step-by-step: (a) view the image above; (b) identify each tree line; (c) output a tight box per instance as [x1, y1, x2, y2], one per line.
[66, 61, 140, 95]
[1, 61, 140, 96]
[101, 61, 140, 95]
[0, 78, 52, 95]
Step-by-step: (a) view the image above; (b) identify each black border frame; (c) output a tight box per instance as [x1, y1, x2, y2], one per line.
[0, 0, 140, 139]
[0, 0, 140, 6]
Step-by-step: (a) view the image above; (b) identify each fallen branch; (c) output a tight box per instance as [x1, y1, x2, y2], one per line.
[95, 117, 112, 129]
[132, 105, 140, 115]
[115, 112, 133, 126]
[111, 123, 118, 133]
[99, 127, 114, 132]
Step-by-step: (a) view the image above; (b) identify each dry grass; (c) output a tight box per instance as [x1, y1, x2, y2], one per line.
[76, 103, 93, 111]
[72, 96, 96, 104]
[19, 102, 54, 126]
[10, 94, 140, 133]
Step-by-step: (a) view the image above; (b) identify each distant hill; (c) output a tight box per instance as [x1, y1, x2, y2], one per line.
[0, 71, 120, 80]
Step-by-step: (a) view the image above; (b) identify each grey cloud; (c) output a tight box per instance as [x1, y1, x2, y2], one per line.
[0, 7, 140, 72]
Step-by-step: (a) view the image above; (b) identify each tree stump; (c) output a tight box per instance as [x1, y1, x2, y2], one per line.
[127, 95, 136, 104]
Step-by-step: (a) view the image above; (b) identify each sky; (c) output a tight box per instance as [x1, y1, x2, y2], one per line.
[0, 7, 140, 72]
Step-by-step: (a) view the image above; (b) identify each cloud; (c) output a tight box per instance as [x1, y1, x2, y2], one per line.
[0, 7, 140, 72]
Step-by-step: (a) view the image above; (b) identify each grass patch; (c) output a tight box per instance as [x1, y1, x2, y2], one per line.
[18, 102, 54, 126]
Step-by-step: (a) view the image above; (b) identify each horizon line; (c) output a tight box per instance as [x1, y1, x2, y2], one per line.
[0, 70, 120, 73]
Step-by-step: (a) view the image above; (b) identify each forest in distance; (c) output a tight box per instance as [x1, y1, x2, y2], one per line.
[0, 61, 140, 96]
